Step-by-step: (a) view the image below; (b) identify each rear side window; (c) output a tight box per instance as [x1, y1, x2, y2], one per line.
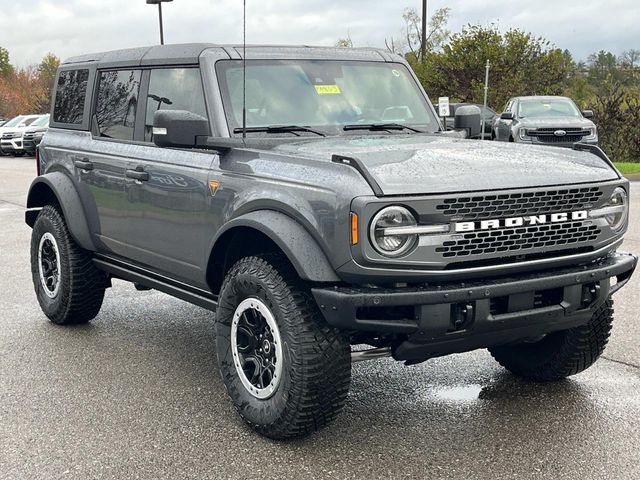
[145, 68, 207, 142]
[95, 70, 142, 141]
[53, 69, 89, 124]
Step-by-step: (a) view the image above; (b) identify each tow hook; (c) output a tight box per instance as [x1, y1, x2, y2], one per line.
[451, 303, 475, 331]
[581, 283, 600, 308]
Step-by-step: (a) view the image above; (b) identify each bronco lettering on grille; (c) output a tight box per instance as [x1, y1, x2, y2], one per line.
[454, 210, 588, 233]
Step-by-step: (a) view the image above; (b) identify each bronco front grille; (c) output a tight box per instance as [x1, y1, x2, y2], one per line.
[436, 187, 602, 221]
[435, 221, 600, 258]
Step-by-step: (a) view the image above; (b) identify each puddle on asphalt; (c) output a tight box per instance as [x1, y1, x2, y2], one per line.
[433, 384, 483, 402]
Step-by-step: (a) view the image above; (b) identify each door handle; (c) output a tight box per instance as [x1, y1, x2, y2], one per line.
[125, 168, 149, 182]
[73, 158, 94, 171]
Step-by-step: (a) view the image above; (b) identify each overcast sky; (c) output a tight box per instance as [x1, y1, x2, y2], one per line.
[1, 0, 638, 66]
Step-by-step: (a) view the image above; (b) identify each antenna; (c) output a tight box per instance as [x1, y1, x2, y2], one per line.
[242, 0, 247, 141]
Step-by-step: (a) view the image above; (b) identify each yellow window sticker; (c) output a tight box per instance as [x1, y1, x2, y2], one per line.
[315, 85, 342, 95]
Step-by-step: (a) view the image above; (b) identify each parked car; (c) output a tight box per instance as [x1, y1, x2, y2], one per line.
[0, 116, 25, 155]
[493, 96, 598, 147]
[0, 114, 44, 156]
[436, 102, 497, 138]
[26, 44, 636, 440]
[0, 118, 8, 127]
[22, 114, 50, 156]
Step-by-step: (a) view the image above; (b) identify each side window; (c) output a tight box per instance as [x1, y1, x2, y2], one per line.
[145, 68, 207, 142]
[504, 100, 514, 113]
[95, 70, 142, 141]
[53, 69, 89, 124]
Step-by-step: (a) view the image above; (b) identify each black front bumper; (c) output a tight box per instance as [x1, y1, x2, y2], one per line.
[313, 252, 636, 362]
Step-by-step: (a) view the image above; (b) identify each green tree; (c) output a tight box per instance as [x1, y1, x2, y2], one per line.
[32, 52, 61, 112]
[0, 46, 13, 78]
[587, 50, 621, 84]
[414, 25, 572, 110]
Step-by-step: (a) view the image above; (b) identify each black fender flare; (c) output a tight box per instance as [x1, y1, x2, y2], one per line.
[25, 172, 95, 251]
[212, 210, 340, 283]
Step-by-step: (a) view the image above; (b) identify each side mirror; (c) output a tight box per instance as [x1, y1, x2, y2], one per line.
[152, 110, 211, 148]
[454, 105, 482, 139]
[582, 110, 594, 119]
[500, 112, 514, 120]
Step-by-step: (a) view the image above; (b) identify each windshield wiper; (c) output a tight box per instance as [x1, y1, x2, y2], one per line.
[343, 123, 424, 133]
[232, 125, 326, 137]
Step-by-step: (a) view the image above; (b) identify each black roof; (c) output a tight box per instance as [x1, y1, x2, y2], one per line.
[61, 43, 398, 68]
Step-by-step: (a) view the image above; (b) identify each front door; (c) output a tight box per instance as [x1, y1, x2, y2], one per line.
[121, 67, 216, 285]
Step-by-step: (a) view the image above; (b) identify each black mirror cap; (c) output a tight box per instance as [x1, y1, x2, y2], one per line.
[152, 110, 211, 148]
[454, 105, 482, 138]
[500, 111, 514, 120]
[582, 110, 594, 119]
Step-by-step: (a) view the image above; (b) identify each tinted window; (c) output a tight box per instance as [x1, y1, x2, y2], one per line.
[95, 70, 142, 140]
[145, 68, 207, 142]
[53, 69, 89, 124]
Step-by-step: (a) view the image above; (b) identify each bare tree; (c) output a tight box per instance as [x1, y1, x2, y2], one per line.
[384, 7, 451, 60]
[620, 49, 640, 69]
[335, 33, 353, 48]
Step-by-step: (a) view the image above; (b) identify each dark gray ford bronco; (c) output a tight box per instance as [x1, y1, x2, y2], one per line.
[26, 44, 636, 439]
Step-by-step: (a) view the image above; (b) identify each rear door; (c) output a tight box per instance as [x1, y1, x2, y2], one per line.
[79, 68, 143, 257]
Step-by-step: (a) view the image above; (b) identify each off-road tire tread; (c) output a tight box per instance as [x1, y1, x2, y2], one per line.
[217, 254, 351, 440]
[489, 299, 614, 382]
[31, 205, 105, 325]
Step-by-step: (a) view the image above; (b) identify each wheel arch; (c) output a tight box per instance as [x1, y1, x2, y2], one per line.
[206, 210, 340, 294]
[25, 172, 95, 251]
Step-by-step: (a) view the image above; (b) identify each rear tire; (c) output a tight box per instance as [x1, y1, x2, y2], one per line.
[489, 300, 614, 382]
[30, 205, 107, 325]
[215, 254, 351, 439]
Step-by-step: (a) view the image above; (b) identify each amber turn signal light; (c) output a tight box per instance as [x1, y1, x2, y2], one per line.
[350, 212, 359, 245]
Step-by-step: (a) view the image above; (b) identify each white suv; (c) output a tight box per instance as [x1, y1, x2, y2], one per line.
[0, 114, 43, 156]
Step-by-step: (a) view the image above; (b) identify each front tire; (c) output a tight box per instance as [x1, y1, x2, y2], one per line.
[30, 205, 107, 325]
[489, 300, 614, 382]
[215, 255, 351, 439]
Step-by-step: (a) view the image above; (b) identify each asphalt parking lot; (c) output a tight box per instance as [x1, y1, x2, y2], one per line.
[1, 154, 639, 480]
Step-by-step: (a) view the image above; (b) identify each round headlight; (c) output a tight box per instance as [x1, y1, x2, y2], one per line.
[370, 206, 418, 257]
[605, 187, 628, 231]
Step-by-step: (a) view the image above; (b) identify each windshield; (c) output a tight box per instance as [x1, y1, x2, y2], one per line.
[518, 99, 581, 118]
[31, 115, 50, 127]
[216, 60, 439, 135]
[3, 116, 25, 128]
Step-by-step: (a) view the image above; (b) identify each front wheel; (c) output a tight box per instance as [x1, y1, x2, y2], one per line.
[215, 255, 351, 439]
[489, 300, 614, 382]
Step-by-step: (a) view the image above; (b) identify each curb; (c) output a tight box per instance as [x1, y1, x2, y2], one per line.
[623, 174, 640, 182]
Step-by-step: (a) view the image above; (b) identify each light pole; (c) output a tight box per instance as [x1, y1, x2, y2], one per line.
[146, 0, 173, 45]
[481, 60, 490, 140]
[421, 0, 427, 62]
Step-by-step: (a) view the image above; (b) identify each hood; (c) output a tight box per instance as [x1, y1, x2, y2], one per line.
[271, 134, 618, 196]
[519, 117, 595, 129]
[1, 124, 35, 134]
[23, 125, 49, 133]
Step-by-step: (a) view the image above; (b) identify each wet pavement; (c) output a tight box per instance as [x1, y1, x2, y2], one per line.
[1, 155, 639, 479]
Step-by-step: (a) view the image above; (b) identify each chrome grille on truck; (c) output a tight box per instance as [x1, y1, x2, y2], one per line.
[435, 221, 600, 258]
[436, 187, 602, 221]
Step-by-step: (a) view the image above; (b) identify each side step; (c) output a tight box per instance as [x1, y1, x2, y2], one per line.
[93, 254, 218, 312]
